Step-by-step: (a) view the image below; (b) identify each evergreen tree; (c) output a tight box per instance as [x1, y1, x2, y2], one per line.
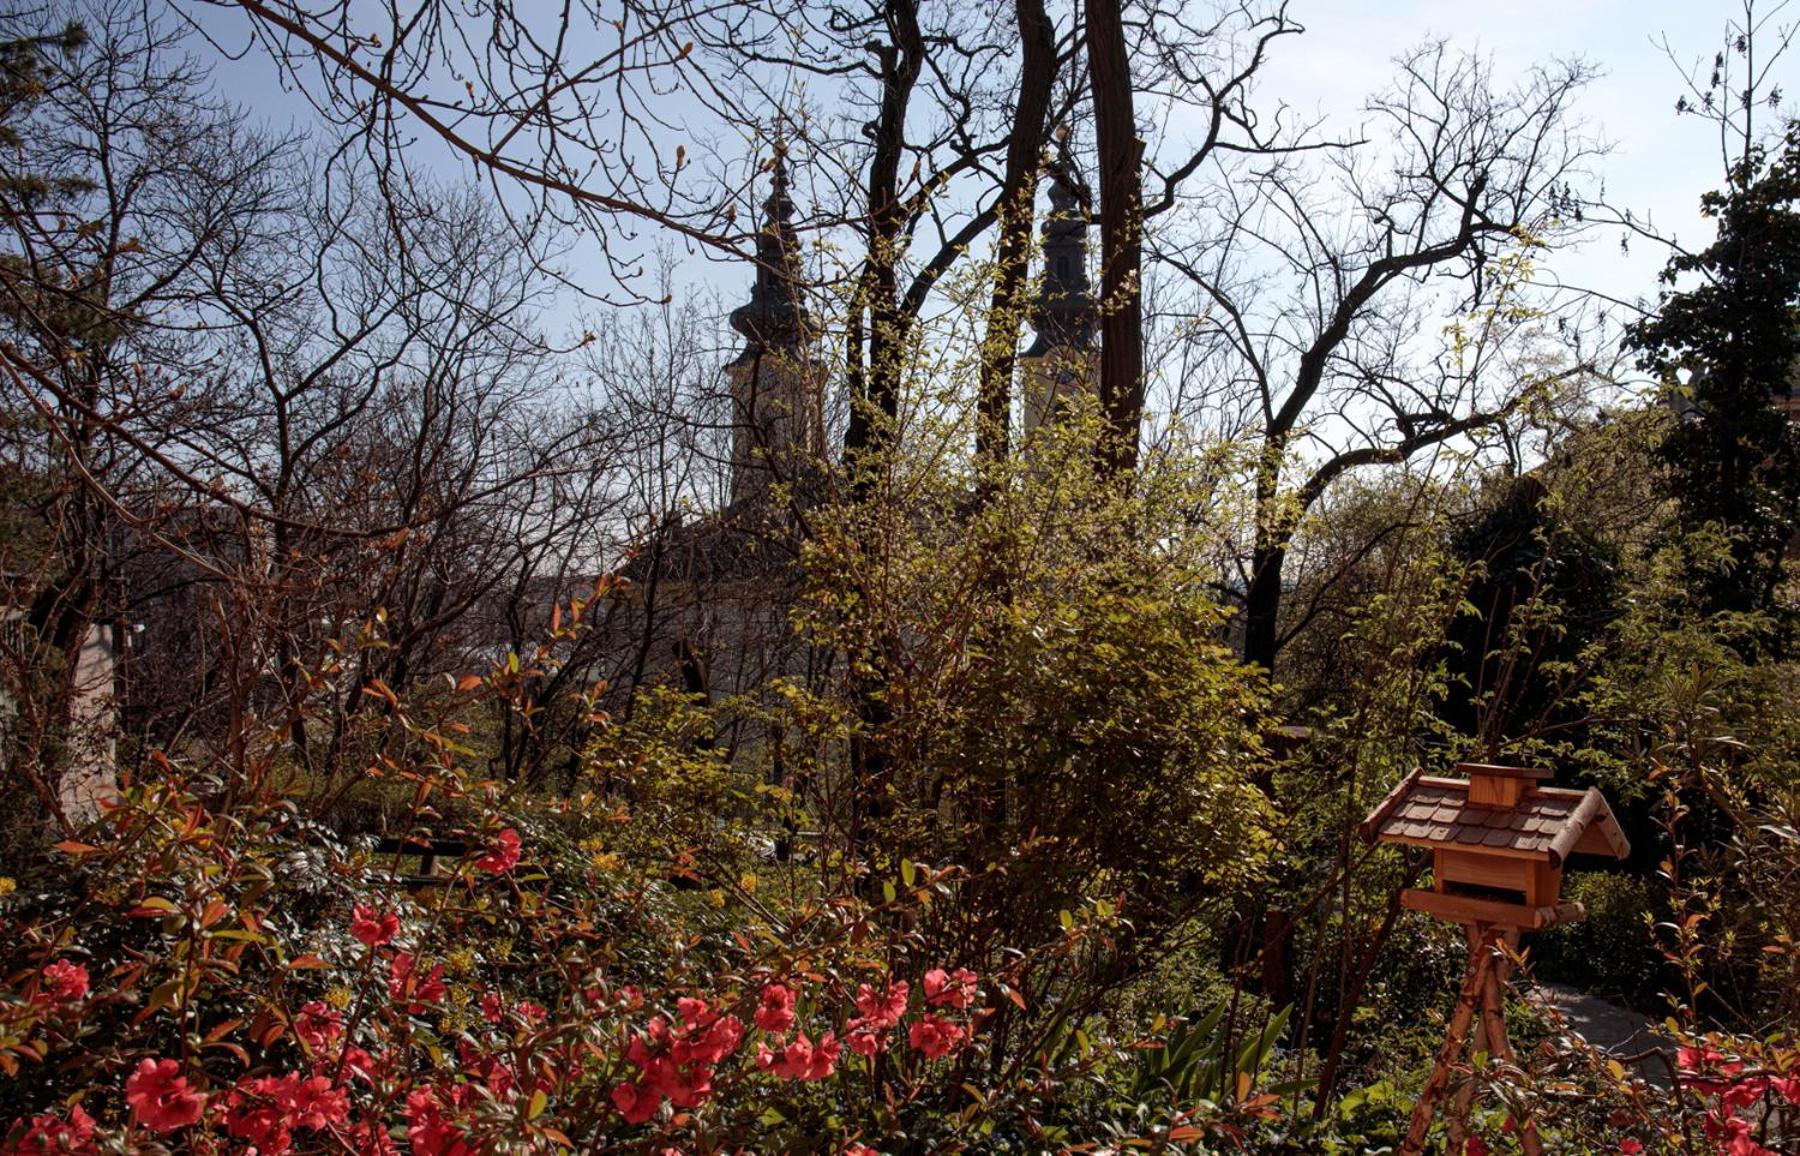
[1628, 118, 1800, 634]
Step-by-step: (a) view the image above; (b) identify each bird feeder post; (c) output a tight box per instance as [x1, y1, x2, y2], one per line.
[1360, 763, 1631, 1156]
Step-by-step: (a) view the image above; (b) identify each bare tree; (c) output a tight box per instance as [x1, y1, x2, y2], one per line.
[1153, 43, 1606, 670]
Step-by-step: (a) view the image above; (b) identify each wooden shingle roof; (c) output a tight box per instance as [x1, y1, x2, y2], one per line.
[1360, 766, 1631, 867]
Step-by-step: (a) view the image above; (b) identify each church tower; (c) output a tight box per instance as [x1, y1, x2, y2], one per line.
[725, 147, 825, 508]
[1019, 142, 1098, 435]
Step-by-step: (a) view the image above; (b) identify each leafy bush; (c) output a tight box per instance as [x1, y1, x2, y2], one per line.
[1532, 872, 1664, 1007]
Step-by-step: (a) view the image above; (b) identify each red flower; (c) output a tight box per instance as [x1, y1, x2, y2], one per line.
[481, 991, 505, 1023]
[348, 1119, 399, 1154]
[1466, 1138, 1489, 1156]
[292, 1075, 351, 1130]
[922, 967, 977, 1009]
[612, 1080, 658, 1124]
[389, 952, 447, 1007]
[350, 904, 399, 947]
[1704, 1109, 1778, 1156]
[908, 1015, 965, 1059]
[1619, 1141, 1644, 1154]
[642, 1055, 712, 1108]
[754, 982, 796, 1033]
[295, 1001, 343, 1050]
[757, 1031, 840, 1080]
[341, 1046, 382, 1084]
[846, 1024, 887, 1056]
[39, 959, 89, 1004]
[223, 1085, 292, 1155]
[844, 1146, 879, 1156]
[125, 1058, 206, 1133]
[801, 1031, 841, 1080]
[853, 980, 909, 1029]
[1720, 1077, 1770, 1110]
[405, 1087, 476, 1156]
[16, 1104, 96, 1154]
[224, 1072, 343, 1151]
[669, 998, 744, 1067]
[474, 828, 522, 873]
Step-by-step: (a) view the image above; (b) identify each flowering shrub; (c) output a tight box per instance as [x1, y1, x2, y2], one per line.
[0, 755, 1012, 1153]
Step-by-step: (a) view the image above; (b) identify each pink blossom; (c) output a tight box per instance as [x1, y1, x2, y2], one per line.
[16, 1104, 95, 1154]
[853, 980, 909, 1029]
[922, 967, 978, 1009]
[612, 1080, 658, 1124]
[350, 904, 399, 947]
[669, 999, 744, 1067]
[908, 1015, 965, 1059]
[754, 982, 796, 1033]
[124, 1058, 206, 1133]
[474, 828, 522, 873]
[846, 1023, 887, 1056]
[39, 959, 89, 1004]
[295, 1001, 343, 1050]
[389, 952, 447, 1007]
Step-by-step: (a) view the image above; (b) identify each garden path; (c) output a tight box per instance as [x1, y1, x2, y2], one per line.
[1529, 983, 1677, 1089]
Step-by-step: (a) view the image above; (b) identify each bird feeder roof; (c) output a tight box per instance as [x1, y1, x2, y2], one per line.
[1359, 765, 1631, 868]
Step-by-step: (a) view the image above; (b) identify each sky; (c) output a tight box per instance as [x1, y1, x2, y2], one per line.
[1234, 0, 1774, 314]
[181, 0, 1785, 340]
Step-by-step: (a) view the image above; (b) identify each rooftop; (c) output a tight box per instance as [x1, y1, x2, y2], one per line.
[1359, 764, 1631, 867]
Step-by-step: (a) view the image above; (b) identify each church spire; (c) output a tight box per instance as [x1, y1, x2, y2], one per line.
[724, 142, 824, 508]
[729, 141, 810, 364]
[1024, 137, 1095, 359]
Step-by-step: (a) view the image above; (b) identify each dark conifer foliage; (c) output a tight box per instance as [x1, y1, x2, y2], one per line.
[1629, 119, 1800, 634]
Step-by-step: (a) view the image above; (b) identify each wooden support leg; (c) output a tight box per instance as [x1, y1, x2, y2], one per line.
[1478, 941, 1543, 1156]
[1445, 927, 1494, 1155]
[1400, 927, 1497, 1156]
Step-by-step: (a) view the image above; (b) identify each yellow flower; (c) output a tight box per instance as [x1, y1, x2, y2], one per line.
[446, 947, 477, 975]
[325, 985, 354, 1010]
[590, 851, 623, 873]
[708, 889, 726, 909]
[739, 873, 758, 895]
[0, 877, 15, 898]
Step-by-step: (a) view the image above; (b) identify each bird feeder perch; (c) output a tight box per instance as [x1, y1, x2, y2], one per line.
[1360, 762, 1631, 1155]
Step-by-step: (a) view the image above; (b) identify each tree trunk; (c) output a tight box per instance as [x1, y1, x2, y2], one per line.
[975, 0, 1056, 466]
[1244, 533, 1286, 672]
[1083, 0, 1144, 475]
[842, 0, 923, 485]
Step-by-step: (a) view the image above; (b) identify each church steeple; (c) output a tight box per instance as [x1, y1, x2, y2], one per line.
[725, 143, 824, 507]
[1021, 139, 1097, 433]
[729, 143, 810, 365]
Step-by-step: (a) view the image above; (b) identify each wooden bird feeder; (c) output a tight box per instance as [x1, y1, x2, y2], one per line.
[1360, 763, 1631, 1155]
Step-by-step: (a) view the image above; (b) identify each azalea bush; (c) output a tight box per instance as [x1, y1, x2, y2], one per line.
[0, 549, 1287, 1154]
[0, 746, 1009, 1153]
